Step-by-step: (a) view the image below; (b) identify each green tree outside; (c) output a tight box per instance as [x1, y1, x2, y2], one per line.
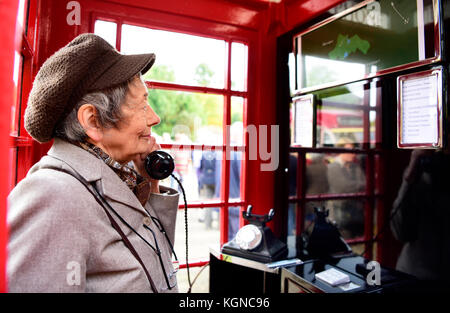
[144, 64, 224, 141]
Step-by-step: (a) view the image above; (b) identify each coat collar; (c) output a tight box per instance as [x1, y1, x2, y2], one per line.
[46, 138, 148, 218]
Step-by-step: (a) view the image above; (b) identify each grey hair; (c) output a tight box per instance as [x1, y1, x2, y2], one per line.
[55, 77, 136, 142]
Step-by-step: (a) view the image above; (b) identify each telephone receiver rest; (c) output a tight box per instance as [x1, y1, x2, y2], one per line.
[144, 150, 175, 180]
[243, 205, 275, 227]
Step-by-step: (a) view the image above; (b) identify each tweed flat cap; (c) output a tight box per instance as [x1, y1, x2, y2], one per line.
[25, 33, 156, 143]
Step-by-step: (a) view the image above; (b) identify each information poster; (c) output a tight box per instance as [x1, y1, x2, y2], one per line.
[294, 95, 315, 147]
[398, 68, 442, 148]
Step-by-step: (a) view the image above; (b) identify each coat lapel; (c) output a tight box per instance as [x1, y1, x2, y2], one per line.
[47, 139, 148, 221]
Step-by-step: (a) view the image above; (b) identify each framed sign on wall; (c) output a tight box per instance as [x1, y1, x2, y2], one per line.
[293, 94, 316, 147]
[397, 67, 443, 149]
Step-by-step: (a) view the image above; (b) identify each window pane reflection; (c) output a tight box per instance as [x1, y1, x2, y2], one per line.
[303, 152, 366, 196]
[303, 200, 365, 240]
[311, 81, 381, 148]
[326, 150, 366, 194]
[305, 153, 329, 195]
[288, 153, 298, 197]
[316, 106, 364, 147]
[328, 199, 365, 240]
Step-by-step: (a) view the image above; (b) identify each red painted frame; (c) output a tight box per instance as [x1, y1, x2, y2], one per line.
[0, 0, 20, 293]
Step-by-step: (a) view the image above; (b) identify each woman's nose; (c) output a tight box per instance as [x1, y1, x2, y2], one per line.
[147, 105, 160, 127]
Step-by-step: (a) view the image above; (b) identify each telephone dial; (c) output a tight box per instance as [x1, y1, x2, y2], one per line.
[221, 205, 288, 263]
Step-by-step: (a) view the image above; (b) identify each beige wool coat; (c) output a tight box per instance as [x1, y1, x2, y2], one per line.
[7, 138, 179, 292]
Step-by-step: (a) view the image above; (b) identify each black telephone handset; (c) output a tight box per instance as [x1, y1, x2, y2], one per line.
[144, 150, 175, 180]
[144, 150, 193, 291]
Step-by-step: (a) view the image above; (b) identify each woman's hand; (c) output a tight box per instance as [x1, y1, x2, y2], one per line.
[132, 136, 161, 193]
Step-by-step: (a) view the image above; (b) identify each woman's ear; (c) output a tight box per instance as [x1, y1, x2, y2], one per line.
[77, 104, 102, 142]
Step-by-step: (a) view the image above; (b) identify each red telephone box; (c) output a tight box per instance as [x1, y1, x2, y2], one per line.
[2, 0, 446, 293]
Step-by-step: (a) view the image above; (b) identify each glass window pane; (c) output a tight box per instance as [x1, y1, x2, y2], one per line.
[294, 151, 367, 197]
[314, 82, 365, 147]
[227, 206, 242, 241]
[303, 152, 366, 196]
[326, 151, 366, 194]
[231, 97, 244, 124]
[94, 20, 117, 48]
[328, 199, 365, 240]
[192, 148, 221, 203]
[231, 42, 248, 91]
[287, 203, 297, 238]
[288, 153, 298, 197]
[122, 24, 226, 88]
[316, 105, 364, 147]
[164, 146, 221, 204]
[212, 152, 243, 203]
[304, 200, 365, 241]
[230, 97, 244, 145]
[174, 207, 220, 263]
[311, 81, 382, 147]
[288, 52, 296, 95]
[305, 153, 329, 195]
[228, 151, 242, 201]
[149, 89, 223, 145]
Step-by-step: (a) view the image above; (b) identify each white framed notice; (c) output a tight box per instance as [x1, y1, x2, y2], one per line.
[397, 68, 443, 149]
[293, 94, 316, 147]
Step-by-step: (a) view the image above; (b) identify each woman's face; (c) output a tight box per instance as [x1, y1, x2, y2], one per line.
[99, 77, 160, 164]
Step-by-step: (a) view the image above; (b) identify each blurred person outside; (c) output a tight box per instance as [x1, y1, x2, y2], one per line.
[171, 132, 191, 191]
[215, 122, 243, 240]
[327, 137, 365, 239]
[193, 128, 220, 228]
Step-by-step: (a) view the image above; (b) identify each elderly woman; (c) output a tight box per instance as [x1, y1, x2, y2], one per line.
[7, 34, 179, 292]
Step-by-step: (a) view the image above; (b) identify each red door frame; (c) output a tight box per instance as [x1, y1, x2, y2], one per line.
[0, 0, 20, 293]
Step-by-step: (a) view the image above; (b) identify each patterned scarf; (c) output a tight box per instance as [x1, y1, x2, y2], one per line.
[77, 141, 151, 206]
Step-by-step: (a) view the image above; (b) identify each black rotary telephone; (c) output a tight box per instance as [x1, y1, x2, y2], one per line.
[221, 205, 288, 263]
